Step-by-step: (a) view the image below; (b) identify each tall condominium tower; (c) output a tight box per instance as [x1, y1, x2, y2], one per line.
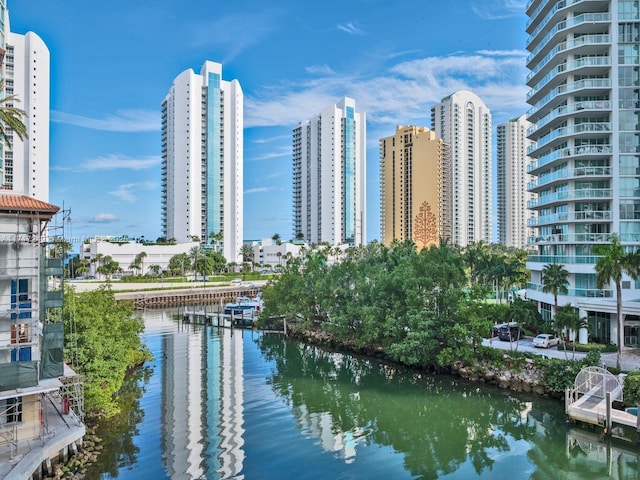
[0, 22, 50, 200]
[161, 61, 243, 263]
[496, 115, 536, 248]
[430, 90, 492, 248]
[379, 125, 442, 248]
[525, 0, 640, 346]
[292, 97, 366, 246]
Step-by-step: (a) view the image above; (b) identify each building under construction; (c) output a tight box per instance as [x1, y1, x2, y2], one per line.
[0, 192, 85, 479]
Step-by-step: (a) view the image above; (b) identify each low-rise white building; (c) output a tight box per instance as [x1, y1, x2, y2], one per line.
[80, 238, 199, 277]
[251, 239, 303, 270]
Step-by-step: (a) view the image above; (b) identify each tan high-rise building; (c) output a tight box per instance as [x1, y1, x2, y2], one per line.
[379, 126, 442, 248]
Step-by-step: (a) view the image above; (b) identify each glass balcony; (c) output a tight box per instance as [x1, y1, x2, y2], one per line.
[528, 144, 612, 173]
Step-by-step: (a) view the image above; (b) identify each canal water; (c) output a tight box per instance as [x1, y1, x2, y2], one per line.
[85, 308, 640, 479]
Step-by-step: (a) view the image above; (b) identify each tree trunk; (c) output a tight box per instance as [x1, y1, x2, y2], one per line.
[617, 281, 623, 371]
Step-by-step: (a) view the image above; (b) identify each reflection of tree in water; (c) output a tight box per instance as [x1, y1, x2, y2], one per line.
[256, 334, 541, 479]
[83, 365, 152, 478]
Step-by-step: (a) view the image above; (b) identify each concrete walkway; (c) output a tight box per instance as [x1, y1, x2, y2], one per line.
[482, 337, 640, 372]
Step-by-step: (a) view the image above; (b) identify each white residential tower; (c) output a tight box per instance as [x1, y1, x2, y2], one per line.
[431, 90, 492, 247]
[292, 97, 366, 246]
[161, 61, 243, 263]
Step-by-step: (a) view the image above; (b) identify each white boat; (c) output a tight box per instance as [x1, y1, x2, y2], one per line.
[223, 295, 263, 316]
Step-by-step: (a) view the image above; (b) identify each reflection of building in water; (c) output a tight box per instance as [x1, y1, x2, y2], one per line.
[161, 323, 245, 479]
[293, 404, 366, 464]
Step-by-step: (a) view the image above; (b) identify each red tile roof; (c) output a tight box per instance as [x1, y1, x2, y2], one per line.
[0, 193, 60, 216]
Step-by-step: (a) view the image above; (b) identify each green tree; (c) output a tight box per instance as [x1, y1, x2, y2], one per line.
[0, 79, 28, 148]
[552, 304, 589, 360]
[272, 233, 282, 245]
[97, 255, 120, 280]
[60, 286, 152, 417]
[542, 263, 569, 319]
[593, 234, 640, 370]
[241, 243, 254, 266]
[167, 253, 190, 278]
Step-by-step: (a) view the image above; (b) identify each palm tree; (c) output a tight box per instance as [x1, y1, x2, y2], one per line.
[553, 304, 589, 360]
[594, 234, 640, 370]
[240, 243, 254, 268]
[272, 233, 282, 245]
[0, 79, 28, 148]
[542, 263, 569, 319]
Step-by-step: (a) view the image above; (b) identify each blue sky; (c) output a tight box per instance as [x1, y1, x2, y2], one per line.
[9, 0, 530, 252]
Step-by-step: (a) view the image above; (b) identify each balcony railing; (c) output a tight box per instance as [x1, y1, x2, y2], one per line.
[527, 282, 613, 297]
[528, 144, 612, 173]
[528, 166, 611, 189]
[528, 188, 612, 208]
[527, 79, 611, 120]
[528, 100, 612, 135]
[528, 122, 611, 154]
[527, 13, 611, 64]
[527, 34, 611, 84]
[527, 210, 611, 226]
[527, 233, 613, 244]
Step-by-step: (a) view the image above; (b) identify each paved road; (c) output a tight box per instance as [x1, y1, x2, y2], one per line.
[483, 336, 640, 372]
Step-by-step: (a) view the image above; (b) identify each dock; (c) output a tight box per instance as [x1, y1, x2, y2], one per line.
[182, 308, 258, 328]
[566, 366, 640, 441]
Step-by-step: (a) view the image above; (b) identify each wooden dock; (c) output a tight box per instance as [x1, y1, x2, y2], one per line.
[565, 366, 640, 442]
[114, 285, 260, 309]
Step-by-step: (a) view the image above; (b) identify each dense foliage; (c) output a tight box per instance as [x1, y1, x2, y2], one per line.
[60, 286, 152, 418]
[259, 239, 528, 368]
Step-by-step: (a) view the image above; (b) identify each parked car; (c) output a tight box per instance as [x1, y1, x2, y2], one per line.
[532, 333, 560, 348]
[496, 325, 522, 342]
[231, 278, 242, 284]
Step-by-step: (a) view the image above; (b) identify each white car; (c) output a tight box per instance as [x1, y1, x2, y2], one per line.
[533, 333, 560, 348]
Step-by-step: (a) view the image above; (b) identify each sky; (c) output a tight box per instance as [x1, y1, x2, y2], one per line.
[8, 0, 531, 253]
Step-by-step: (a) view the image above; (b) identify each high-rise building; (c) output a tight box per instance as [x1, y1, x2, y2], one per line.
[496, 115, 536, 248]
[379, 125, 442, 248]
[0, 16, 50, 200]
[161, 61, 243, 263]
[292, 97, 366, 246]
[430, 90, 492, 247]
[525, 0, 640, 346]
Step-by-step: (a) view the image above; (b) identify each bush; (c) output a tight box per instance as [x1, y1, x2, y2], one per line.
[569, 342, 616, 353]
[623, 373, 640, 406]
[540, 358, 584, 394]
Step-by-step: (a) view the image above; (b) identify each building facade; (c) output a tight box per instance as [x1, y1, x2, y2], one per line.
[497, 115, 536, 248]
[379, 125, 442, 248]
[161, 61, 243, 264]
[0, 192, 85, 478]
[80, 239, 199, 278]
[431, 90, 492, 247]
[292, 97, 366, 247]
[0, 13, 50, 200]
[525, 0, 640, 347]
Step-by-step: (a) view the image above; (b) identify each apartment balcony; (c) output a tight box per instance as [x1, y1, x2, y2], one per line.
[527, 282, 612, 298]
[527, 12, 611, 65]
[528, 188, 612, 208]
[527, 78, 611, 122]
[527, 232, 613, 245]
[527, 166, 611, 191]
[527, 34, 611, 86]
[527, 56, 610, 102]
[528, 210, 611, 226]
[527, 100, 611, 136]
[528, 144, 611, 174]
[528, 123, 611, 156]
[526, 253, 606, 264]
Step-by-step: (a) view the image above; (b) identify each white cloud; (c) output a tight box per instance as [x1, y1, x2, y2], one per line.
[337, 22, 365, 35]
[109, 181, 156, 203]
[245, 186, 283, 194]
[83, 154, 161, 171]
[52, 109, 160, 132]
[190, 10, 282, 61]
[245, 51, 529, 129]
[472, 0, 527, 20]
[90, 213, 119, 223]
[305, 64, 337, 76]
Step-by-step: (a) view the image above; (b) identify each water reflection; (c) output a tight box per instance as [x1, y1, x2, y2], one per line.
[89, 310, 640, 479]
[162, 317, 246, 479]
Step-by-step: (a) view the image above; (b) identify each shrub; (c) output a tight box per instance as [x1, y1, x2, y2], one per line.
[623, 373, 640, 406]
